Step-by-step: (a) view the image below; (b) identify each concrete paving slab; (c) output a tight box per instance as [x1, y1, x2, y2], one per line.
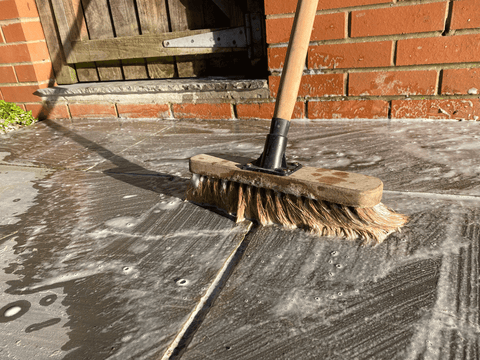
[5, 119, 479, 196]
[0, 165, 53, 227]
[0, 119, 170, 171]
[0, 165, 251, 359]
[285, 120, 480, 197]
[1, 117, 480, 359]
[182, 192, 480, 359]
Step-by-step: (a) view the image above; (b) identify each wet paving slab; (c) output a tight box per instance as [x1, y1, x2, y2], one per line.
[182, 192, 480, 359]
[1, 118, 480, 359]
[0, 162, 251, 359]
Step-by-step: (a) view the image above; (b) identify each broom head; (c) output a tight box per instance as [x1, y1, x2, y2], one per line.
[186, 154, 408, 244]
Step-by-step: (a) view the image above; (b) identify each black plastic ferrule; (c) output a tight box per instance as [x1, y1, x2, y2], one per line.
[259, 117, 290, 170]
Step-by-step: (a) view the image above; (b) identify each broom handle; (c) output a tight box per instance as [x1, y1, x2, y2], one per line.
[273, 0, 319, 121]
[259, 0, 318, 171]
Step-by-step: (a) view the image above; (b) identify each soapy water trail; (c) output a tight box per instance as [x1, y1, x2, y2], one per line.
[0, 237, 70, 358]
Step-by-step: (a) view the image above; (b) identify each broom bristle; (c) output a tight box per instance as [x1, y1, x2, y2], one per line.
[186, 176, 408, 244]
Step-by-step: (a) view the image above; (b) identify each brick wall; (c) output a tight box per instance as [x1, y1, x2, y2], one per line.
[0, 0, 58, 118]
[1, 0, 480, 121]
[265, 0, 480, 120]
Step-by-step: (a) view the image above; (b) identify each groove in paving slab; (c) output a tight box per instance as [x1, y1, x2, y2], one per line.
[160, 222, 255, 360]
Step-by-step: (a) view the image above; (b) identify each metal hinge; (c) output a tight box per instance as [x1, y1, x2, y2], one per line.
[163, 13, 264, 59]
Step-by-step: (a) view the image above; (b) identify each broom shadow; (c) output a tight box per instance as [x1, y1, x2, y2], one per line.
[42, 119, 190, 198]
[42, 119, 239, 223]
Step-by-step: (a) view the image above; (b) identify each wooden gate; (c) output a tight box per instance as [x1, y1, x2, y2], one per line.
[36, 0, 265, 84]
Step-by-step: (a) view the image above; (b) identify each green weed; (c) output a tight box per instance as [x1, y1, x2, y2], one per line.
[0, 100, 37, 133]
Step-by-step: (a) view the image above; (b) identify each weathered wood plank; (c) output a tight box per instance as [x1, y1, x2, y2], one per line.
[168, 0, 206, 77]
[69, 30, 241, 63]
[36, 0, 77, 84]
[49, 0, 99, 82]
[49, 0, 84, 57]
[136, 0, 175, 78]
[70, 0, 99, 81]
[75, 62, 99, 82]
[144, 56, 176, 78]
[109, 0, 148, 80]
[49, 0, 97, 81]
[136, 0, 170, 33]
[80, 0, 122, 81]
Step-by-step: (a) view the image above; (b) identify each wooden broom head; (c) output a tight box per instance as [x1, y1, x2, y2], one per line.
[187, 154, 408, 244]
[189, 154, 384, 208]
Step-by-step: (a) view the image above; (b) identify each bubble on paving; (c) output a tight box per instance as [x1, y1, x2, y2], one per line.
[176, 279, 189, 286]
[123, 195, 138, 199]
[4, 306, 22, 317]
[105, 216, 139, 229]
[157, 198, 183, 210]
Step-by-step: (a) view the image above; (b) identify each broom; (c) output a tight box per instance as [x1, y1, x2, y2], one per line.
[186, 0, 408, 244]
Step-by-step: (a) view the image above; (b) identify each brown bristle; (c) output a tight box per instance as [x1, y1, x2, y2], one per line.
[274, 191, 295, 229]
[236, 184, 246, 223]
[186, 176, 408, 244]
[263, 189, 277, 224]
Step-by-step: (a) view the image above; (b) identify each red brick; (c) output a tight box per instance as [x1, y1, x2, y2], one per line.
[0, 0, 19, 20]
[265, 0, 390, 15]
[442, 68, 480, 95]
[15, 0, 39, 17]
[172, 103, 232, 119]
[397, 34, 480, 66]
[308, 41, 393, 69]
[117, 104, 170, 119]
[69, 103, 117, 118]
[2, 21, 45, 42]
[451, 0, 480, 30]
[391, 99, 480, 120]
[0, 89, 3, 100]
[268, 47, 287, 70]
[349, 70, 437, 96]
[351, 2, 446, 38]
[236, 102, 305, 119]
[0, 43, 30, 63]
[0, 66, 17, 83]
[266, 13, 345, 44]
[0, 84, 46, 103]
[269, 74, 345, 98]
[26, 42, 50, 62]
[308, 100, 388, 119]
[15, 62, 53, 82]
[25, 103, 70, 120]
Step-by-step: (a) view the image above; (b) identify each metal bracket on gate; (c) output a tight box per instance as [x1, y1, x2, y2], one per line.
[163, 13, 264, 59]
[164, 27, 248, 48]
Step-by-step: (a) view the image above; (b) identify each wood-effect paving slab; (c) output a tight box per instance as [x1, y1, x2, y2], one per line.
[0, 166, 250, 359]
[182, 193, 480, 359]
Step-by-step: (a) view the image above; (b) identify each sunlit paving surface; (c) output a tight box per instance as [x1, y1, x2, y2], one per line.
[1, 118, 480, 359]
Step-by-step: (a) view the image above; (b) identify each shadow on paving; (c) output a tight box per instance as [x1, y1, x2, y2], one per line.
[42, 119, 191, 199]
[0, 119, 253, 359]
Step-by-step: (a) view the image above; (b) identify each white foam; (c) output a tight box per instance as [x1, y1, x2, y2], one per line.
[157, 198, 183, 210]
[3, 306, 21, 317]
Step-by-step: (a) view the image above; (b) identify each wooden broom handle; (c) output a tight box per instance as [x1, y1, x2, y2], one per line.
[273, 0, 319, 121]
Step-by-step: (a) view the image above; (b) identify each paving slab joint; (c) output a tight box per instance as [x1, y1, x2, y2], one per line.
[161, 222, 255, 360]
